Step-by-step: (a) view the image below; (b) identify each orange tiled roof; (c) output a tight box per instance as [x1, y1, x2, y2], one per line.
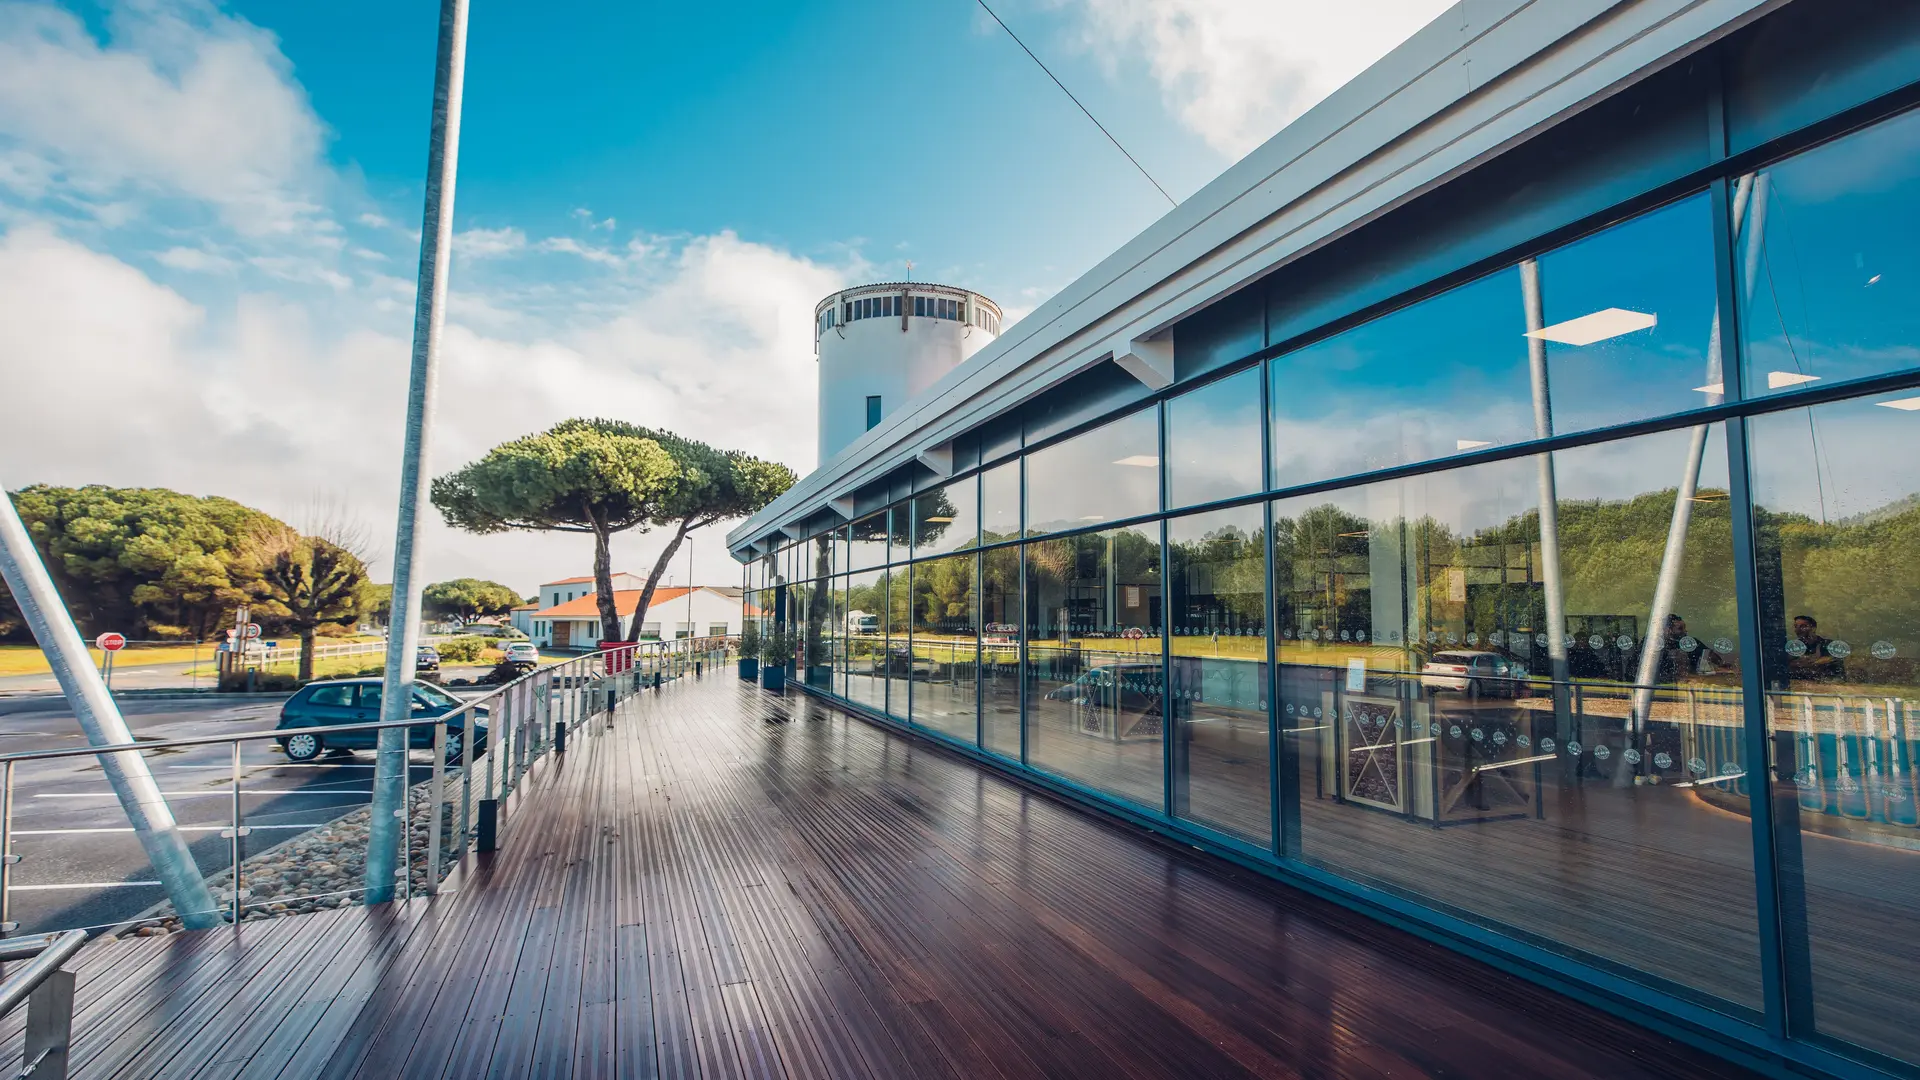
[533, 587, 695, 620]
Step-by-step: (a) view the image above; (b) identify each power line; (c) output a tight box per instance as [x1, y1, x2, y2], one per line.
[974, 0, 1176, 208]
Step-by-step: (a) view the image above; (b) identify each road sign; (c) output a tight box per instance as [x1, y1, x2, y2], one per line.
[245, 623, 262, 640]
[1123, 627, 1144, 640]
[95, 632, 127, 653]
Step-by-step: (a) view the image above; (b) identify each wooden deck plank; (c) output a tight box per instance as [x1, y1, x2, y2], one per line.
[37, 674, 1762, 1080]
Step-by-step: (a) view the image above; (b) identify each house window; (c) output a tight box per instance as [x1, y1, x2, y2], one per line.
[640, 623, 661, 640]
[708, 623, 729, 637]
[866, 395, 882, 430]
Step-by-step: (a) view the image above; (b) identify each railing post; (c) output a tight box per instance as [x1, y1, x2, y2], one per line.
[398, 765, 413, 903]
[225, 740, 248, 923]
[0, 761, 15, 935]
[21, 967, 73, 1080]
[427, 720, 446, 895]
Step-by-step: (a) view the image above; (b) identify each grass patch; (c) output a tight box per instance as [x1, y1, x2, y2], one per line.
[0, 642, 220, 677]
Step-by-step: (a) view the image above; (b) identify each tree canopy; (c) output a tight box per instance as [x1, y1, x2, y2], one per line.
[431, 418, 794, 644]
[247, 529, 374, 681]
[2, 485, 288, 641]
[422, 578, 521, 623]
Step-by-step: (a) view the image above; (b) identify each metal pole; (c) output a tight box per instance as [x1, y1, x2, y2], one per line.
[368, 0, 470, 906]
[0, 487, 221, 929]
[1, 762, 14, 935]
[427, 719, 446, 895]
[1519, 259, 1573, 751]
[1629, 177, 1762, 737]
[227, 740, 246, 923]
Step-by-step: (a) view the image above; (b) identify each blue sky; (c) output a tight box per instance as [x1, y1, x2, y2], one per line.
[0, 0, 1451, 593]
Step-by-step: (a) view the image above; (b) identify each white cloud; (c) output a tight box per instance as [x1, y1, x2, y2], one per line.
[155, 245, 233, 272]
[454, 226, 527, 258]
[1058, 0, 1454, 157]
[0, 0, 332, 235]
[538, 236, 624, 267]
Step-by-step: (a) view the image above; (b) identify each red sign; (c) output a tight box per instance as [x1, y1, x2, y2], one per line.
[1123, 627, 1145, 641]
[245, 623, 262, 640]
[600, 641, 638, 674]
[95, 632, 127, 653]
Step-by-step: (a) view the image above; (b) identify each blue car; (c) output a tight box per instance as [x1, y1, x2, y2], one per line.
[274, 678, 486, 763]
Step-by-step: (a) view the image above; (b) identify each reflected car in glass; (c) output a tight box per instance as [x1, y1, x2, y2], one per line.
[1419, 650, 1525, 697]
[274, 677, 487, 763]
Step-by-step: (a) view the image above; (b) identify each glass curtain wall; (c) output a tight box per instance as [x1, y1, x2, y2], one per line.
[777, 97, 1920, 1073]
[1024, 524, 1164, 808]
[1168, 504, 1271, 844]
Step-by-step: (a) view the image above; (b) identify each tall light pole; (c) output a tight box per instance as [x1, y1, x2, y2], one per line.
[367, 0, 470, 905]
[0, 489, 220, 929]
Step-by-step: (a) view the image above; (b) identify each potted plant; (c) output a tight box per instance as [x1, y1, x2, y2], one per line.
[737, 621, 761, 681]
[758, 627, 796, 692]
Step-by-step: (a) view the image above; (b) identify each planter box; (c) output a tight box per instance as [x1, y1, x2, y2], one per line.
[738, 657, 759, 681]
[759, 664, 788, 692]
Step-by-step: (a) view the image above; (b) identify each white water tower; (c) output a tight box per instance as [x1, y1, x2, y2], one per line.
[813, 282, 1003, 466]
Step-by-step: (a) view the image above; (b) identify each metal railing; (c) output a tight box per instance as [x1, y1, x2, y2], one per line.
[0, 636, 737, 937]
[0, 930, 85, 1079]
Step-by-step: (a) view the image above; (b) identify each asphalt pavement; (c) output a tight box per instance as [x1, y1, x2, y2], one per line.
[0, 692, 456, 935]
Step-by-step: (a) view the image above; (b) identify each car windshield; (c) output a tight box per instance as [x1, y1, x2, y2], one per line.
[414, 683, 461, 709]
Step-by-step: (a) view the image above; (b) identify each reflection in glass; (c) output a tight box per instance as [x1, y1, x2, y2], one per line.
[981, 545, 1022, 757]
[982, 460, 1020, 544]
[1738, 109, 1920, 400]
[886, 565, 911, 717]
[1025, 409, 1159, 535]
[843, 569, 888, 713]
[827, 576, 850, 697]
[910, 554, 979, 743]
[1168, 505, 1271, 844]
[1270, 196, 1717, 490]
[1167, 367, 1263, 508]
[849, 510, 889, 570]
[1751, 395, 1920, 1062]
[914, 476, 979, 556]
[803, 535, 836, 689]
[1273, 426, 1756, 1011]
[1024, 525, 1164, 808]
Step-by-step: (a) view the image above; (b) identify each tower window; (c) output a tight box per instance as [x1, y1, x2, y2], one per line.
[866, 395, 882, 430]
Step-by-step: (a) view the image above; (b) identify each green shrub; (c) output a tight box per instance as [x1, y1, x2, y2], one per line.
[433, 635, 495, 664]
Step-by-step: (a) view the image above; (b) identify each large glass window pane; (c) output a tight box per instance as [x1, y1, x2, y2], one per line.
[1024, 525, 1164, 808]
[1274, 427, 1756, 1013]
[1166, 367, 1263, 508]
[885, 566, 911, 717]
[849, 510, 888, 569]
[802, 534, 836, 689]
[829, 575, 851, 697]
[1270, 196, 1717, 490]
[981, 545, 1022, 757]
[982, 459, 1020, 543]
[913, 476, 979, 556]
[1025, 409, 1159, 535]
[1751, 394, 1920, 1062]
[1738, 110, 1920, 400]
[1168, 505, 1271, 845]
[910, 554, 978, 743]
[843, 569, 887, 712]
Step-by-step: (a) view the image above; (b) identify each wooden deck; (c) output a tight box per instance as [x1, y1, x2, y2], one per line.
[0, 675, 1759, 1079]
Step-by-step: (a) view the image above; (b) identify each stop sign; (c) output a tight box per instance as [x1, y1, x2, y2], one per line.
[95, 632, 127, 653]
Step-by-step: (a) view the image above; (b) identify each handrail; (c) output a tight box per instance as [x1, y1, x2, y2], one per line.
[0, 636, 738, 938]
[0, 928, 84, 1079]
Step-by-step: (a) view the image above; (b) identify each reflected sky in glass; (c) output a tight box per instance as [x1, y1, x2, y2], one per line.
[1740, 108, 1920, 398]
[848, 509, 888, 569]
[982, 460, 1020, 545]
[1270, 195, 1717, 490]
[1167, 367, 1262, 508]
[1025, 408, 1159, 535]
[914, 476, 978, 556]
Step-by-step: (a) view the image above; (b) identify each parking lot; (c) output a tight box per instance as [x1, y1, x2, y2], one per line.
[0, 692, 453, 935]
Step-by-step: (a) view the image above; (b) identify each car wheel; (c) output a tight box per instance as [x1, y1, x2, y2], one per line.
[284, 732, 322, 762]
[444, 732, 464, 765]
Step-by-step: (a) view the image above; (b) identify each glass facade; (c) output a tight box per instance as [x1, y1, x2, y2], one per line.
[750, 89, 1920, 1077]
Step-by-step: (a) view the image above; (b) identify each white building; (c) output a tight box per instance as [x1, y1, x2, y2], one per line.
[528, 585, 759, 650]
[814, 283, 1001, 467]
[536, 572, 645, 613]
[508, 604, 537, 637]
